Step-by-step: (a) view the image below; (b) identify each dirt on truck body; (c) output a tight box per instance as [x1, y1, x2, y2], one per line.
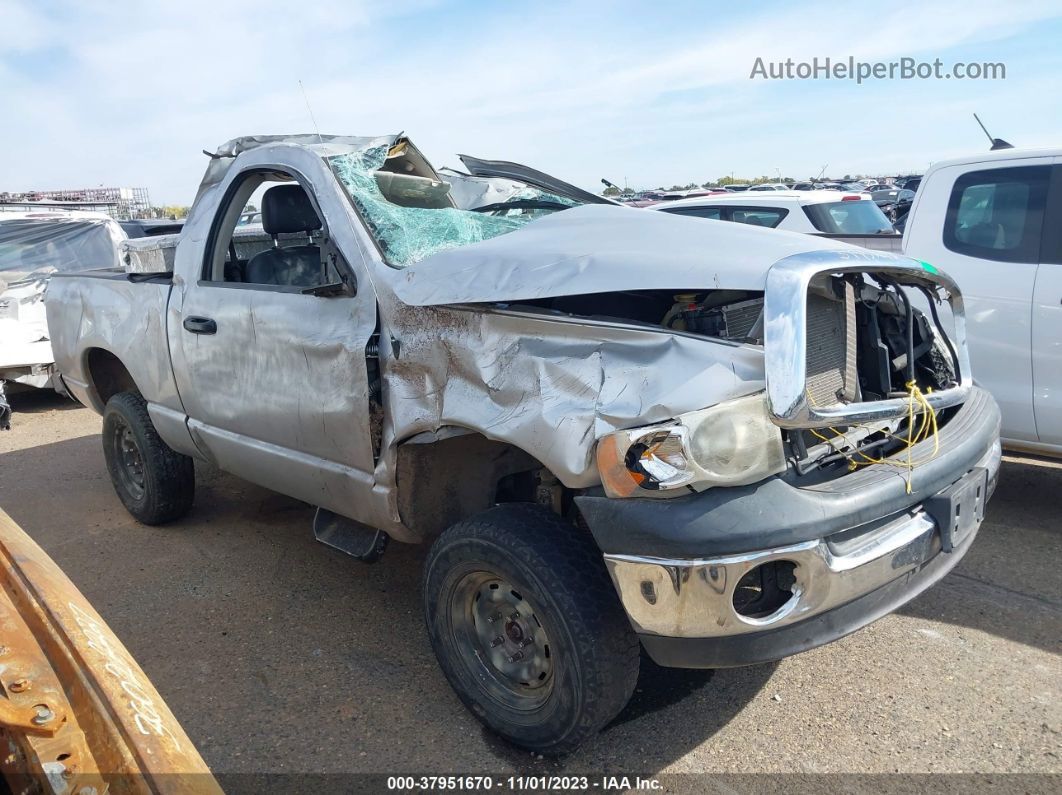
[0, 508, 220, 793]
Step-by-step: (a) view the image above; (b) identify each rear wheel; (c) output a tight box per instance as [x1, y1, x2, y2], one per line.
[423, 504, 639, 755]
[102, 391, 194, 524]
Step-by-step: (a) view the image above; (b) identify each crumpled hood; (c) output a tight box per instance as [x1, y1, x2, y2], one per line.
[393, 204, 857, 306]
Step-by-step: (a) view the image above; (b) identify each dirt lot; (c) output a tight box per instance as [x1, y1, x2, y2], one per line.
[1, 390, 1059, 781]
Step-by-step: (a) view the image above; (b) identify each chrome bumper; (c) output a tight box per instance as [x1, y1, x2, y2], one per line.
[604, 504, 972, 640]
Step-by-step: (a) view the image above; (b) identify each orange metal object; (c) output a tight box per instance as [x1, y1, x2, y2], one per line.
[0, 507, 222, 793]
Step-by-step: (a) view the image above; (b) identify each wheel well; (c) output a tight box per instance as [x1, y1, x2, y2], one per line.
[86, 349, 138, 406]
[396, 429, 558, 538]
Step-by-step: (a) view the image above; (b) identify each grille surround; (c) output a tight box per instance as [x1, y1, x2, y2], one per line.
[763, 251, 972, 429]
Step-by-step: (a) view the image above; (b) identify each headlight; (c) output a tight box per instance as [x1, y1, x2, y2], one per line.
[596, 392, 786, 498]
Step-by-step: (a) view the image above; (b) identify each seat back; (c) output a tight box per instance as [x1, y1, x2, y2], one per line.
[245, 185, 324, 286]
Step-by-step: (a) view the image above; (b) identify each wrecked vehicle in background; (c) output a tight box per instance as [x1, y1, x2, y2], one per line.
[0, 210, 126, 394]
[46, 133, 1000, 755]
[0, 508, 219, 792]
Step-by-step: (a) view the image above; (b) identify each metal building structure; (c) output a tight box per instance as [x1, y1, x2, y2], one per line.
[0, 186, 152, 219]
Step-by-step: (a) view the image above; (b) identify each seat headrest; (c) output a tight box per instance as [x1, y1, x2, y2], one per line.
[261, 184, 323, 235]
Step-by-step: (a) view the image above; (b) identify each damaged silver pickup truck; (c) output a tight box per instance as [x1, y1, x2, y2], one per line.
[46, 134, 1001, 754]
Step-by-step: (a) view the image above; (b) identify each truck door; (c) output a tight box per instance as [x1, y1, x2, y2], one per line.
[1031, 162, 1062, 447]
[169, 163, 379, 520]
[909, 161, 1049, 444]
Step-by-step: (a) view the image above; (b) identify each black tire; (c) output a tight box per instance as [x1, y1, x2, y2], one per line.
[423, 503, 639, 756]
[101, 391, 194, 525]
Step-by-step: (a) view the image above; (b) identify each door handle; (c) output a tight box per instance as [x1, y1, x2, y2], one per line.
[183, 316, 217, 335]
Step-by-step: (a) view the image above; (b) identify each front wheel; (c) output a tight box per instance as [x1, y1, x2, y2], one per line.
[423, 504, 639, 756]
[102, 391, 195, 525]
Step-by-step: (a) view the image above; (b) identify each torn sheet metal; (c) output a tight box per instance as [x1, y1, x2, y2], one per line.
[380, 301, 766, 489]
[441, 168, 580, 213]
[457, 153, 617, 206]
[439, 168, 529, 210]
[0, 507, 221, 792]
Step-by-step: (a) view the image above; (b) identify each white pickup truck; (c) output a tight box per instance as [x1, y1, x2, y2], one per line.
[46, 133, 1000, 754]
[903, 146, 1062, 456]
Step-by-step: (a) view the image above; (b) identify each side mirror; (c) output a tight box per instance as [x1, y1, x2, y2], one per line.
[301, 279, 354, 297]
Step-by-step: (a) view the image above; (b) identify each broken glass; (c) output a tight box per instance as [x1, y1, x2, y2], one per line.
[328, 146, 578, 267]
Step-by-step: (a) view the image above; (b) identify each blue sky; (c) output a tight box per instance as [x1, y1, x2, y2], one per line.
[2, 0, 1061, 203]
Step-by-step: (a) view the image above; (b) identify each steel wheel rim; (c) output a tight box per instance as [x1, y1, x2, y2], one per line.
[111, 417, 146, 501]
[449, 570, 554, 711]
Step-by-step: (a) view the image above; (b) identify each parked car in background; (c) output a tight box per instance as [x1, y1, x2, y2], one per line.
[46, 132, 997, 755]
[652, 189, 901, 250]
[0, 210, 125, 391]
[791, 182, 816, 191]
[871, 186, 916, 222]
[903, 146, 1062, 456]
[749, 183, 790, 191]
[724, 184, 751, 191]
[118, 218, 185, 238]
[896, 175, 922, 192]
[613, 190, 665, 207]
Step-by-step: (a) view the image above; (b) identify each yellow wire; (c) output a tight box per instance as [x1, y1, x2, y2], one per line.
[805, 380, 940, 494]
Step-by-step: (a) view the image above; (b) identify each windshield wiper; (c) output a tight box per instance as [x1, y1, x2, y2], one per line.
[471, 199, 573, 214]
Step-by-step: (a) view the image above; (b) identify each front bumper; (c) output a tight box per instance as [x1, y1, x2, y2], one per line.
[575, 386, 1001, 668]
[636, 511, 981, 668]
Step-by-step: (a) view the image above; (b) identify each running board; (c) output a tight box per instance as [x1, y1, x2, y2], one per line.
[313, 507, 389, 563]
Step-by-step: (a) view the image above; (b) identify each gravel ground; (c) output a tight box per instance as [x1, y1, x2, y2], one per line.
[0, 390, 1059, 786]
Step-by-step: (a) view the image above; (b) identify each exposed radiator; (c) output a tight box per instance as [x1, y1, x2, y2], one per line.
[721, 298, 764, 341]
[804, 284, 858, 407]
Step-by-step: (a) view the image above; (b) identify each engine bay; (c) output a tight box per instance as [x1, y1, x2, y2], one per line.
[506, 272, 961, 480]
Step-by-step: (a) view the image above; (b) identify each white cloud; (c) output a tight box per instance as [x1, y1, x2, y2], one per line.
[1, 0, 1059, 201]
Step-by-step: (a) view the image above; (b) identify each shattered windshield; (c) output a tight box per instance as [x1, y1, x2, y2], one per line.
[328, 145, 580, 267]
[0, 219, 123, 286]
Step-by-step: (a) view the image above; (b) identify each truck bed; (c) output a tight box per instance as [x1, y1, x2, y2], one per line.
[46, 269, 181, 417]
